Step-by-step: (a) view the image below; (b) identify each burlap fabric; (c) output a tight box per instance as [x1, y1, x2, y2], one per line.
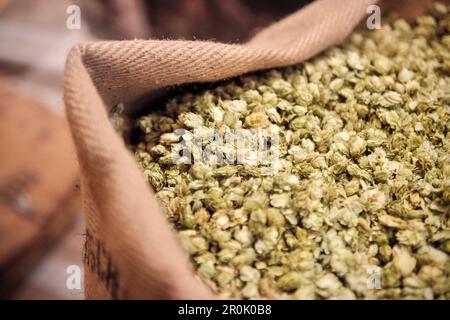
[63, 0, 433, 299]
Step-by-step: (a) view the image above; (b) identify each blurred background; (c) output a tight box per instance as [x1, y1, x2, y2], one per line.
[0, 0, 311, 299]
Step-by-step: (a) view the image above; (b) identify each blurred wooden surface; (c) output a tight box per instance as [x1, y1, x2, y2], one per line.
[80, 0, 310, 42]
[12, 215, 85, 300]
[0, 82, 81, 298]
[0, 0, 93, 299]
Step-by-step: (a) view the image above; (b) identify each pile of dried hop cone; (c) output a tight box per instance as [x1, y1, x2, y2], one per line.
[130, 3, 450, 299]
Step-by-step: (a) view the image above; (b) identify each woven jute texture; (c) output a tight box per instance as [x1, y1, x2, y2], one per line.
[64, 0, 431, 299]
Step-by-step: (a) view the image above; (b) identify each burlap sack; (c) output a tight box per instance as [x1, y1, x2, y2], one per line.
[63, 0, 434, 299]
